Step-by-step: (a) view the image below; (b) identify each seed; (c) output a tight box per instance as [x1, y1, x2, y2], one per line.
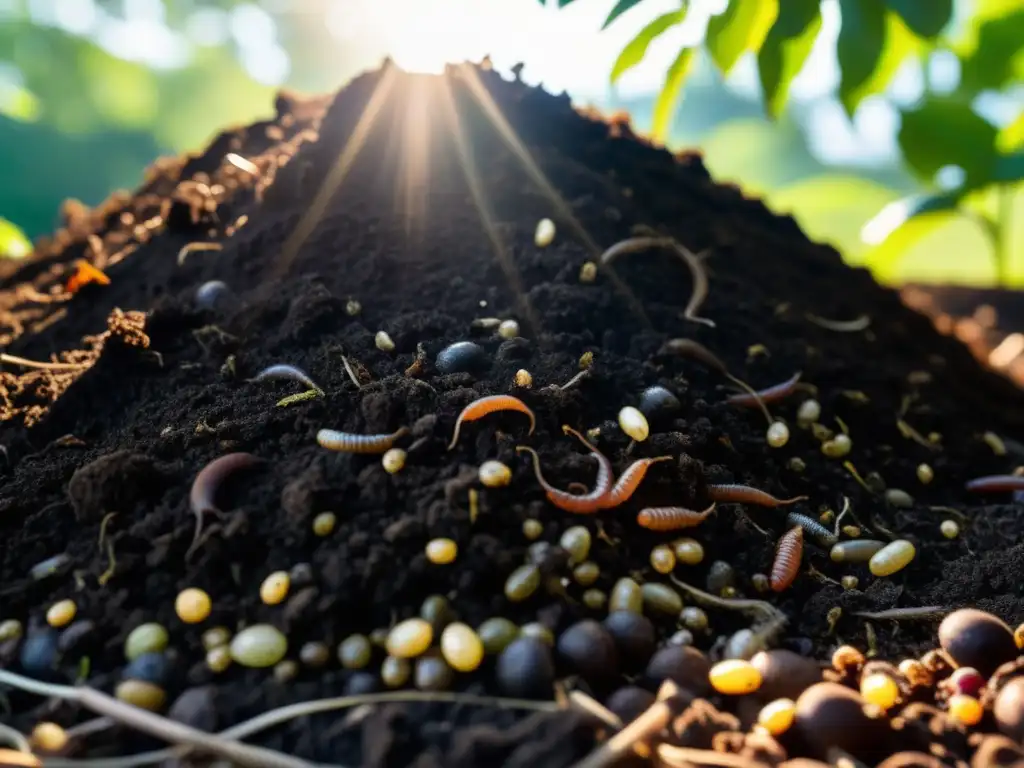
[885, 489, 914, 508]
[382, 448, 406, 474]
[830, 539, 886, 564]
[579, 261, 597, 283]
[941, 519, 960, 539]
[647, 645, 711, 694]
[300, 641, 330, 668]
[440, 623, 484, 672]
[387, 618, 433, 658]
[206, 645, 232, 673]
[842, 525, 861, 537]
[260, 571, 290, 605]
[721, 586, 738, 598]
[939, 608, 1018, 677]
[672, 538, 704, 566]
[641, 583, 683, 616]
[860, 673, 900, 709]
[115, 680, 166, 711]
[505, 564, 542, 602]
[520, 622, 555, 646]
[950, 667, 985, 697]
[560, 525, 592, 565]
[898, 658, 930, 686]
[436, 341, 488, 374]
[797, 399, 821, 425]
[822, 433, 852, 457]
[751, 573, 770, 593]
[603, 612, 656, 669]
[681, 606, 708, 631]
[638, 386, 681, 423]
[415, 655, 454, 691]
[345, 299, 362, 316]
[522, 519, 543, 540]
[868, 540, 916, 576]
[669, 629, 694, 647]
[766, 421, 790, 448]
[46, 599, 76, 628]
[579, 351, 594, 369]
[369, 628, 389, 647]
[338, 634, 373, 669]
[534, 218, 556, 247]
[514, 369, 533, 388]
[230, 624, 288, 668]
[31, 722, 68, 752]
[948, 694, 983, 726]
[706, 561, 736, 594]
[983, 430, 1007, 455]
[425, 538, 457, 565]
[312, 512, 336, 536]
[125, 623, 169, 661]
[757, 698, 796, 736]
[0, 619, 22, 644]
[420, 595, 454, 631]
[557, 620, 619, 687]
[650, 545, 676, 574]
[841, 575, 859, 590]
[811, 422, 833, 442]
[573, 561, 600, 586]
[831, 645, 865, 673]
[375, 655, 407, 688]
[916, 463, 934, 484]
[498, 319, 520, 339]
[289, 562, 314, 588]
[175, 588, 211, 624]
[582, 589, 607, 610]
[1016, 623, 1024, 649]
[709, 659, 762, 695]
[496, 638, 555, 698]
[477, 618, 520, 655]
[788, 457, 806, 473]
[606, 686, 655, 724]
[751, 649, 823, 700]
[618, 406, 649, 442]
[995, 677, 1024, 741]
[609, 578, 643, 613]
[374, 330, 395, 352]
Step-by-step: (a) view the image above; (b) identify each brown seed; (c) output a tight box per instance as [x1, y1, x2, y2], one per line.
[602, 612, 656, 670]
[995, 676, 1024, 743]
[556, 620, 619, 687]
[605, 685, 655, 724]
[751, 649, 823, 702]
[938, 608, 1017, 677]
[645, 645, 710, 695]
[795, 682, 893, 762]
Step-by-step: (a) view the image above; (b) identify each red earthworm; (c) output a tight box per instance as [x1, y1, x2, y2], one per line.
[448, 395, 536, 450]
[515, 446, 613, 514]
[601, 456, 674, 508]
[317, 427, 410, 454]
[561, 425, 614, 494]
[726, 372, 802, 408]
[189, 453, 262, 557]
[707, 484, 807, 507]
[660, 339, 772, 424]
[964, 475, 1024, 493]
[637, 503, 716, 531]
[770, 525, 803, 592]
[252, 363, 322, 393]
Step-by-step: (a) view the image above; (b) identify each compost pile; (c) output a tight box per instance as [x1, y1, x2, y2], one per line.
[3, 61, 1024, 768]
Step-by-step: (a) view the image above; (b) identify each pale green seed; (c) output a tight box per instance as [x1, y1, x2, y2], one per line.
[519, 622, 555, 646]
[229, 624, 289, 668]
[641, 583, 683, 616]
[381, 655, 411, 688]
[338, 634, 373, 669]
[115, 680, 166, 711]
[609, 578, 643, 613]
[477, 618, 520, 655]
[124, 623, 169, 662]
[559, 526, 592, 565]
[504, 564, 541, 602]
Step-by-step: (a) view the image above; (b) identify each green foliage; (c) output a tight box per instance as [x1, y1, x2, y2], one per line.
[705, 0, 778, 75]
[0, 217, 32, 259]
[956, 8, 1024, 93]
[757, 0, 821, 118]
[610, 9, 688, 84]
[836, 0, 918, 117]
[602, 0, 646, 30]
[882, 0, 953, 38]
[897, 98, 999, 187]
[652, 47, 697, 140]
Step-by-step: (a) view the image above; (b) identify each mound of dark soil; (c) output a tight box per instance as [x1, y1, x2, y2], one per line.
[2, 61, 1024, 767]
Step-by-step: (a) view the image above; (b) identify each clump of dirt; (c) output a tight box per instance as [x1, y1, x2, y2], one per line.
[2, 61, 1024, 766]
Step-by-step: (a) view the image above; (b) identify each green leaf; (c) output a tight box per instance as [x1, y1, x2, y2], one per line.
[610, 8, 687, 83]
[862, 193, 961, 279]
[882, 0, 953, 38]
[602, 0, 646, 29]
[898, 98, 999, 185]
[757, 0, 822, 118]
[558, 0, 579, 6]
[837, 0, 918, 116]
[958, 9, 1024, 93]
[651, 47, 697, 143]
[706, 0, 780, 75]
[992, 151, 1024, 184]
[0, 217, 32, 259]
[997, 112, 1024, 153]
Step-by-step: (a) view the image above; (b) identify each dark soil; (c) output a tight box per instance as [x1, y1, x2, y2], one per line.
[2, 61, 1024, 767]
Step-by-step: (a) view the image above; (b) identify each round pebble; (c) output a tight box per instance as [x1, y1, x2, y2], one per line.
[125, 623, 169, 661]
[939, 608, 1018, 677]
[557, 620, 619, 687]
[436, 341, 487, 374]
[420, 595, 454, 631]
[175, 588, 211, 624]
[338, 634, 373, 669]
[229, 624, 288, 668]
[386, 618, 433, 658]
[115, 679, 166, 711]
[709, 659, 762, 695]
[425, 538, 458, 565]
[496, 638, 555, 699]
[124, 652, 170, 686]
[603, 611, 656, 669]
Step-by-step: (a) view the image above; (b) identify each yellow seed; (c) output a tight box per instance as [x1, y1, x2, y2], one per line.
[842, 525, 861, 538]
[709, 659, 763, 695]
[579, 351, 594, 369]
[928, 432, 942, 444]
[375, 330, 395, 352]
[757, 698, 796, 736]
[520, 622, 555, 646]
[125, 623, 169, 660]
[681, 606, 708, 631]
[382, 448, 406, 474]
[940, 520, 960, 539]
[229, 624, 288, 668]
[983, 430, 1006, 455]
[841, 575, 859, 590]
[869, 540, 916, 577]
[819, 508, 835, 524]
[381, 655, 411, 687]
[312, 512, 336, 536]
[582, 589, 607, 610]
[650, 545, 676, 574]
[579, 261, 597, 283]
[46, 599, 76, 628]
[672, 538, 704, 566]
[766, 421, 790, 448]
[534, 218, 556, 247]
[425, 538, 457, 565]
[202, 626, 231, 651]
[609, 577, 643, 613]
[797, 399, 821, 425]
[618, 406, 649, 442]
[479, 460, 512, 488]
[31, 721, 69, 752]
[860, 673, 900, 709]
[522, 519, 543, 540]
[1015, 623, 1024, 649]
[560, 525, 592, 565]
[822, 433, 852, 458]
[811, 422, 834, 442]
[206, 645, 232, 673]
[386, 618, 433, 658]
[257, 574, 290, 608]
[899, 658, 930, 686]
[917, 463, 934, 484]
[440, 623, 484, 672]
[514, 369, 533, 388]
[115, 679, 166, 711]
[573, 561, 600, 586]
[175, 588, 212, 623]
[0, 749, 40, 767]
[948, 694, 983, 726]
[345, 299, 362, 316]
[498, 319, 520, 339]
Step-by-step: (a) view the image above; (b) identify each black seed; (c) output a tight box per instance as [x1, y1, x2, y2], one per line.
[638, 386, 681, 423]
[345, 672, 380, 696]
[20, 630, 59, 677]
[436, 341, 487, 374]
[644, 645, 710, 695]
[751, 650, 823, 701]
[496, 638, 555, 699]
[938, 609, 1017, 677]
[124, 652, 171, 686]
[795, 682, 893, 762]
[415, 656, 454, 691]
[527, 542, 571, 575]
[995, 677, 1024, 742]
[496, 337, 532, 361]
[605, 685, 655, 724]
[168, 686, 217, 732]
[57, 620, 96, 655]
[603, 612, 656, 670]
[557, 620, 619, 687]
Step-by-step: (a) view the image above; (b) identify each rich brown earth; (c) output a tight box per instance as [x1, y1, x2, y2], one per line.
[2, 61, 1024, 767]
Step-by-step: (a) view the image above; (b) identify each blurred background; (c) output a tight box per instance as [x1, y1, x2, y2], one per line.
[0, 0, 1021, 289]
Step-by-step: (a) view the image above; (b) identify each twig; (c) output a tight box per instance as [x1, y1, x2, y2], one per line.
[0, 354, 90, 372]
[569, 699, 673, 768]
[854, 606, 949, 621]
[658, 744, 759, 768]
[0, 722, 30, 753]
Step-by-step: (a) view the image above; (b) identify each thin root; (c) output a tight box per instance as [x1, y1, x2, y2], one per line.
[0, 353, 90, 371]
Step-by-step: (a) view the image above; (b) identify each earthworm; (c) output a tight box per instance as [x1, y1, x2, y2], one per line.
[785, 512, 837, 546]
[515, 446, 613, 514]
[561, 425, 615, 493]
[660, 339, 772, 423]
[806, 313, 871, 332]
[854, 606, 949, 621]
[189, 453, 262, 556]
[770, 525, 803, 592]
[601, 456, 674, 508]
[707, 484, 807, 508]
[636, 503, 716, 531]
[176, 241, 222, 267]
[599, 236, 714, 327]
[726, 372, 802, 408]
[447, 395, 536, 450]
[964, 475, 1024, 493]
[252, 364, 321, 393]
[317, 427, 410, 454]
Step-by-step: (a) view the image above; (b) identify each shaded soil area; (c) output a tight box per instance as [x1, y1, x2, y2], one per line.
[2, 62, 1024, 766]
